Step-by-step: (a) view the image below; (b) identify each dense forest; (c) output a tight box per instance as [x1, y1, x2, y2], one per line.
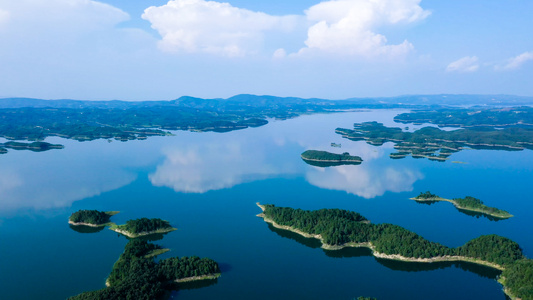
[117, 218, 174, 234]
[69, 240, 220, 300]
[501, 259, 533, 300]
[415, 191, 439, 199]
[335, 121, 533, 161]
[301, 150, 363, 167]
[261, 205, 523, 265]
[453, 196, 512, 218]
[261, 204, 532, 299]
[69, 210, 113, 225]
[394, 107, 533, 128]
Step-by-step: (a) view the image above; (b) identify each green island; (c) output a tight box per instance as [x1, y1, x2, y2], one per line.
[301, 150, 362, 167]
[412, 192, 513, 219]
[0, 141, 64, 154]
[394, 107, 533, 128]
[356, 297, 377, 300]
[335, 121, 533, 161]
[256, 203, 532, 300]
[69, 239, 220, 300]
[109, 218, 177, 238]
[68, 210, 120, 227]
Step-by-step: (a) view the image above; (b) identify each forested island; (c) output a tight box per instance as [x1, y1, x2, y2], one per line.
[256, 203, 532, 299]
[110, 218, 177, 238]
[69, 239, 220, 299]
[68, 210, 119, 227]
[412, 192, 513, 219]
[301, 150, 362, 167]
[394, 107, 533, 128]
[0, 141, 64, 154]
[335, 121, 533, 161]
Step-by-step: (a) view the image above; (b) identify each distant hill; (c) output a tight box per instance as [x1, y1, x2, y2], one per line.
[1, 94, 532, 109]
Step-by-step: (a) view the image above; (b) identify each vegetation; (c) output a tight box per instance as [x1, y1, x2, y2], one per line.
[260, 204, 532, 299]
[336, 121, 533, 161]
[394, 107, 533, 128]
[453, 196, 513, 218]
[69, 240, 220, 300]
[119, 218, 172, 234]
[261, 204, 523, 265]
[415, 191, 439, 200]
[69, 210, 117, 226]
[356, 297, 378, 300]
[301, 150, 362, 167]
[501, 259, 533, 300]
[412, 193, 513, 219]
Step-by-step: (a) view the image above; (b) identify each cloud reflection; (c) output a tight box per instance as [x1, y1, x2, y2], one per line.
[306, 164, 422, 199]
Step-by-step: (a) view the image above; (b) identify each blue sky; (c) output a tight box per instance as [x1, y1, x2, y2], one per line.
[0, 0, 532, 100]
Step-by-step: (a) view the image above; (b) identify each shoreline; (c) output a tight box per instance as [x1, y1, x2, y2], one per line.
[256, 203, 504, 270]
[411, 197, 513, 219]
[109, 227, 177, 238]
[175, 273, 221, 283]
[68, 220, 108, 228]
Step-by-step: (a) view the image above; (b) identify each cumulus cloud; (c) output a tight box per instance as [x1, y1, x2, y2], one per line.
[299, 0, 430, 57]
[446, 56, 479, 73]
[142, 0, 299, 57]
[497, 51, 533, 71]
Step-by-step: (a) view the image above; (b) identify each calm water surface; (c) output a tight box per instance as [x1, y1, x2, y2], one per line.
[1, 110, 532, 299]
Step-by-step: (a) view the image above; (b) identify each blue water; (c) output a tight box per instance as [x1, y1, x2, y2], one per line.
[0, 110, 531, 299]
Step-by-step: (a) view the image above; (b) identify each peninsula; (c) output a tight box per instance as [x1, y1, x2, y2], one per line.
[68, 210, 119, 227]
[412, 192, 513, 219]
[0, 141, 64, 154]
[256, 203, 531, 300]
[301, 150, 362, 167]
[335, 121, 533, 162]
[110, 218, 177, 238]
[69, 240, 220, 300]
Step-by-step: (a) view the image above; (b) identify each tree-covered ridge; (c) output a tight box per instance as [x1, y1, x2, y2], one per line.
[415, 191, 439, 199]
[301, 150, 362, 167]
[261, 204, 523, 266]
[69, 210, 115, 226]
[412, 193, 513, 219]
[336, 121, 533, 162]
[115, 218, 175, 235]
[394, 107, 533, 128]
[453, 196, 512, 218]
[261, 204, 532, 300]
[70, 240, 220, 300]
[501, 259, 533, 300]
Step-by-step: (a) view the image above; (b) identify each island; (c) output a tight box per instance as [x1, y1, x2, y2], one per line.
[0, 141, 64, 154]
[110, 218, 177, 238]
[69, 240, 220, 300]
[256, 203, 532, 300]
[394, 107, 533, 128]
[68, 210, 119, 227]
[412, 192, 513, 219]
[301, 150, 363, 167]
[335, 121, 533, 162]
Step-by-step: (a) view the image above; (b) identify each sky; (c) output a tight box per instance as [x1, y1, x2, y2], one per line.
[0, 0, 532, 101]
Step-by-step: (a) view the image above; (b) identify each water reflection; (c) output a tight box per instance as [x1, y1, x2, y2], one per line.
[68, 224, 105, 234]
[305, 164, 422, 199]
[266, 221, 501, 280]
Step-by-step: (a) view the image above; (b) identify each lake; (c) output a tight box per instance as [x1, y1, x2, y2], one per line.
[1, 110, 532, 299]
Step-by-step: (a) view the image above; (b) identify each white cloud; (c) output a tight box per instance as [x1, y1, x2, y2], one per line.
[299, 0, 430, 58]
[142, 0, 300, 57]
[446, 56, 479, 73]
[0, 0, 129, 32]
[497, 51, 533, 71]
